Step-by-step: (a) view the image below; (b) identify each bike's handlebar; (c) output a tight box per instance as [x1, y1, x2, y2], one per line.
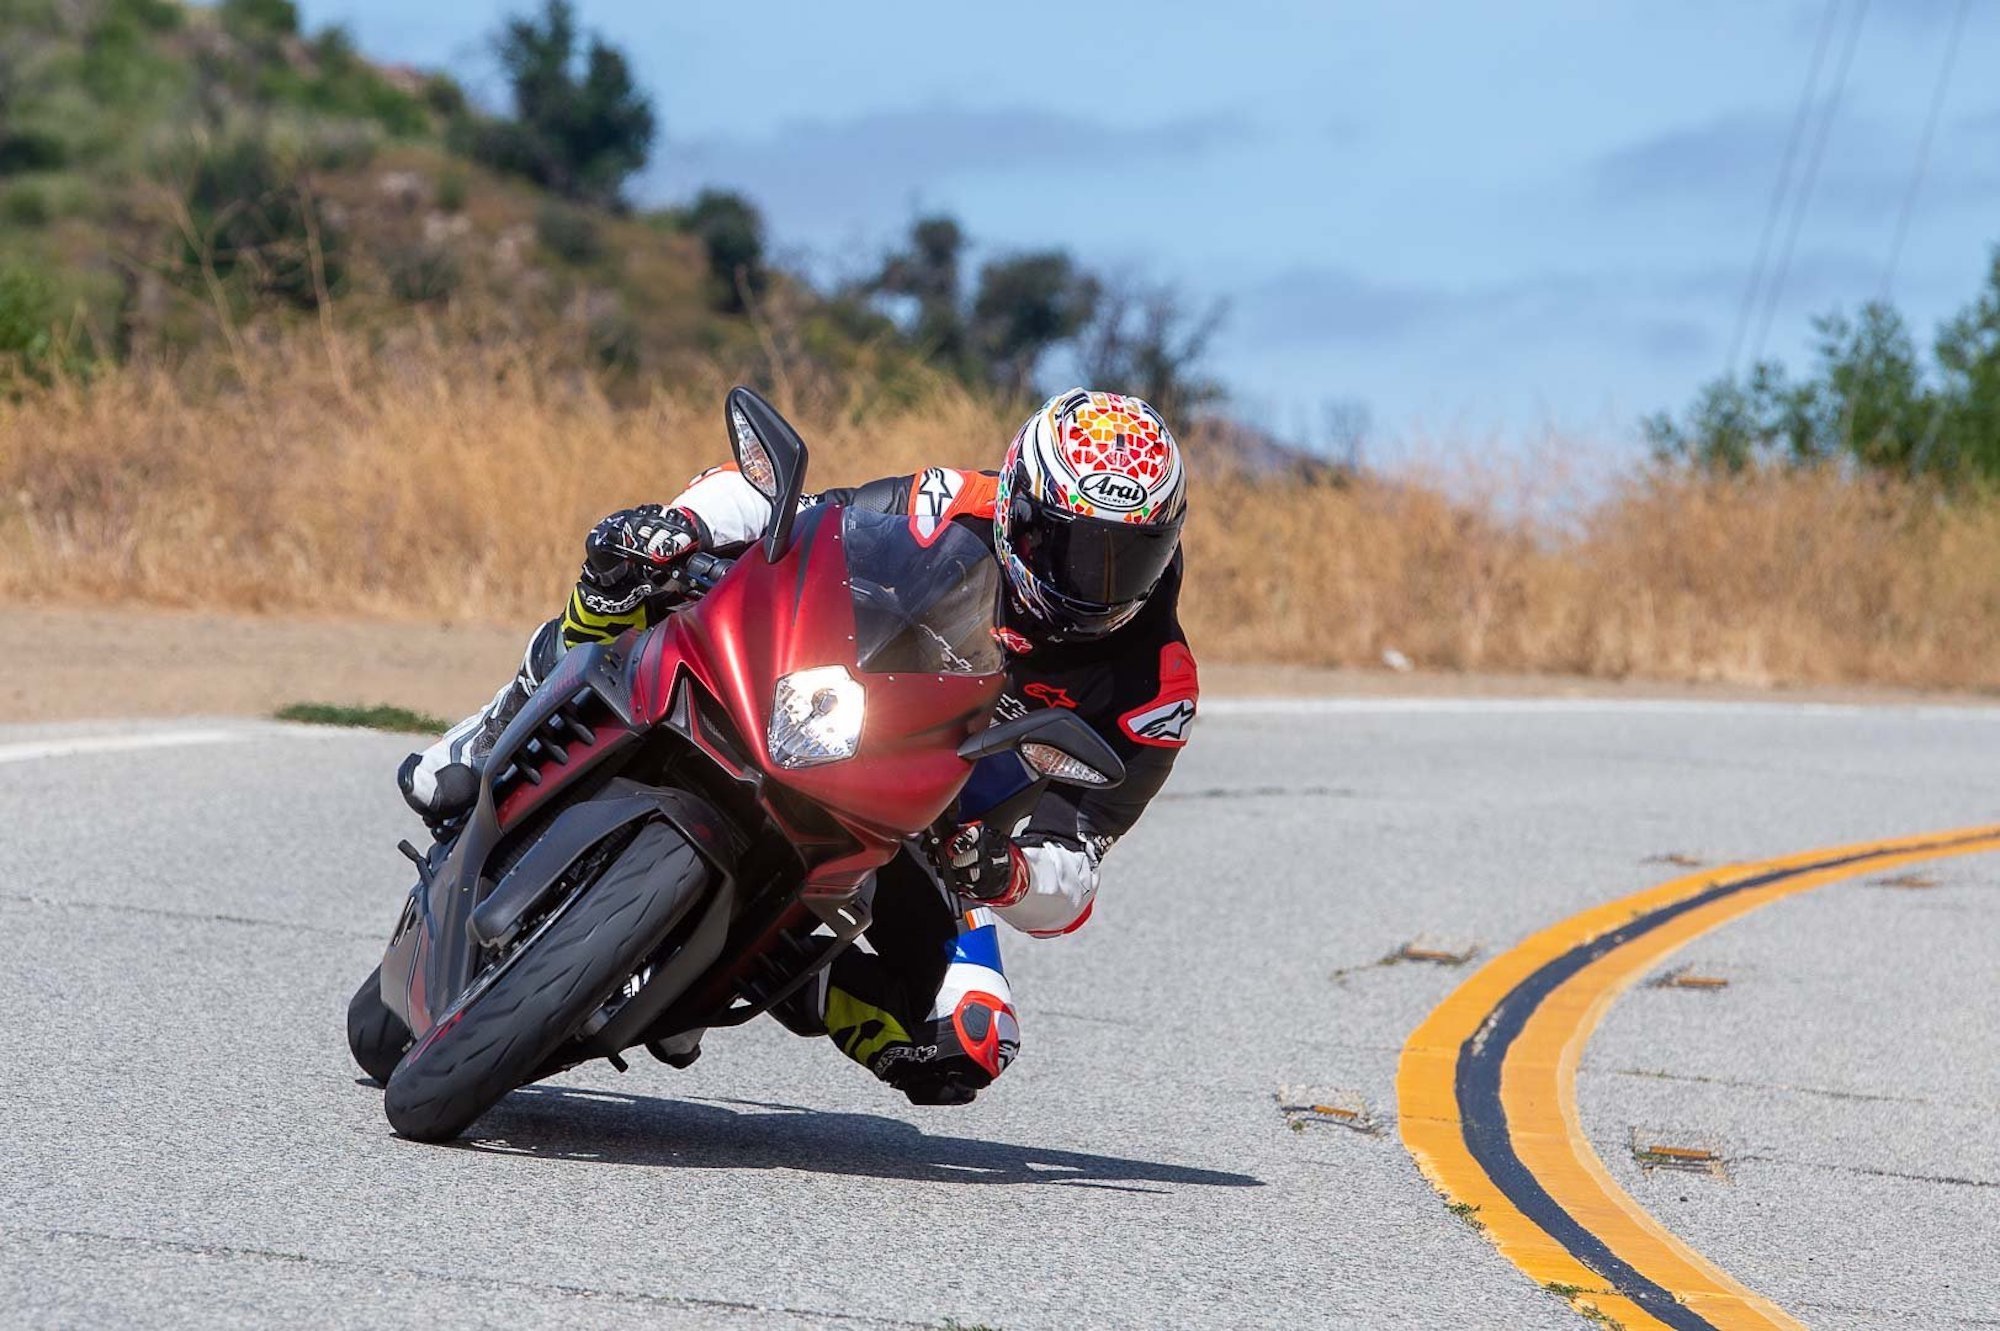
[679, 551, 733, 594]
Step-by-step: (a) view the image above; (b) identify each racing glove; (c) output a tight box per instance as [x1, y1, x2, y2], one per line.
[577, 504, 709, 615]
[936, 819, 1029, 907]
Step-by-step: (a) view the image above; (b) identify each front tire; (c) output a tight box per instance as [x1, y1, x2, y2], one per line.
[347, 964, 412, 1084]
[383, 820, 709, 1142]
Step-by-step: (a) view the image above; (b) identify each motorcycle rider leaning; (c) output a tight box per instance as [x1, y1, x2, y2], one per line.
[400, 388, 1199, 1105]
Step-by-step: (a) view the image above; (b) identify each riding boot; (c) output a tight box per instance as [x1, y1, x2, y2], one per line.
[397, 617, 565, 829]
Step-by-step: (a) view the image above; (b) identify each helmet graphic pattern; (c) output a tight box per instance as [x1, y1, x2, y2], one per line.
[1013, 389, 1185, 524]
[995, 388, 1185, 631]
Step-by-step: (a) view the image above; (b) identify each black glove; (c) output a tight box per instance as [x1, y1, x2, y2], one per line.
[578, 505, 707, 613]
[584, 504, 705, 577]
[935, 819, 1028, 906]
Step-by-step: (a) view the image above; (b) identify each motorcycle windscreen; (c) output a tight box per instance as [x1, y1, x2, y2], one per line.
[843, 508, 1005, 676]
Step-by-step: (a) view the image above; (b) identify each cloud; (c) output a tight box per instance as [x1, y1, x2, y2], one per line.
[1588, 104, 2000, 219]
[1590, 110, 1801, 203]
[1232, 265, 1738, 364]
[652, 105, 1250, 233]
[1236, 268, 1453, 343]
[1237, 266, 1618, 344]
[1665, 251, 1882, 306]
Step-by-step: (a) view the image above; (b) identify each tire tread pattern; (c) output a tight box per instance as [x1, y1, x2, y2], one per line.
[383, 821, 707, 1141]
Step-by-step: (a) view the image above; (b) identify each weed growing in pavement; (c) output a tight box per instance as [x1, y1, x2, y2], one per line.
[276, 702, 450, 733]
[1444, 1199, 1485, 1232]
[1544, 1284, 1629, 1330]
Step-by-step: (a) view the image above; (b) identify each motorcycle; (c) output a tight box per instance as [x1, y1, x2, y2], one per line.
[347, 387, 1124, 1141]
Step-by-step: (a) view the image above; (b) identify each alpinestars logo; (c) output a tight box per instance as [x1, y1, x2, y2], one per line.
[1023, 681, 1078, 709]
[1121, 697, 1196, 745]
[913, 468, 961, 541]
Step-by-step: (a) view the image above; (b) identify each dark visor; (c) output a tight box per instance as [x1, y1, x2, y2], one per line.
[1013, 507, 1182, 610]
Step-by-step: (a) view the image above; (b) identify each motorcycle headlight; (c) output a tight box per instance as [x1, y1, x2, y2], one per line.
[768, 666, 865, 769]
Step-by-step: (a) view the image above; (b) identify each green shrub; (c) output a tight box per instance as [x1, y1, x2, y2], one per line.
[220, 0, 299, 40]
[115, 0, 185, 31]
[588, 302, 640, 373]
[534, 201, 602, 265]
[436, 168, 469, 214]
[3, 183, 53, 228]
[0, 261, 92, 386]
[295, 28, 429, 138]
[0, 264, 55, 357]
[423, 73, 469, 120]
[0, 129, 67, 174]
[386, 240, 462, 304]
[172, 130, 344, 308]
[684, 189, 766, 313]
[304, 120, 381, 171]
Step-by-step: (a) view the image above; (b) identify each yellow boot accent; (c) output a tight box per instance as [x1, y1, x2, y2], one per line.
[561, 588, 651, 647]
[823, 986, 912, 1069]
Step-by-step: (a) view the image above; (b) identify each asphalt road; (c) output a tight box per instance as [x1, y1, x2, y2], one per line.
[1, 702, 1996, 1330]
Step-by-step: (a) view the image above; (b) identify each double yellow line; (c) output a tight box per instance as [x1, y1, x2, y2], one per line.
[1396, 825, 2000, 1330]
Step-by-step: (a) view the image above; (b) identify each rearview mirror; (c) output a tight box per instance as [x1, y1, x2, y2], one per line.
[724, 387, 809, 562]
[957, 709, 1126, 789]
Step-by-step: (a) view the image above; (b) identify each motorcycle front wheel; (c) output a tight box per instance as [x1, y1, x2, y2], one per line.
[382, 819, 710, 1142]
[347, 964, 413, 1084]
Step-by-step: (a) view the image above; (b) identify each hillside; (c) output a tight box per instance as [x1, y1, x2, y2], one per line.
[0, 0, 889, 390]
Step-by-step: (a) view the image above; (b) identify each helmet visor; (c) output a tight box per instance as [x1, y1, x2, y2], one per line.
[1012, 506, 1182, 612]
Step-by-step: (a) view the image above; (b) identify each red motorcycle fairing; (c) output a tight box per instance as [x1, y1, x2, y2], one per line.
[381, 502, 1002, 1048]
[637, 504, 1004, 861]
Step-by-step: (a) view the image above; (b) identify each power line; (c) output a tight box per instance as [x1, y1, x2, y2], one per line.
[1749, 0, 1870, 369]
[1878, 0, 1971, 303]
[1727, 0, 1842, 379]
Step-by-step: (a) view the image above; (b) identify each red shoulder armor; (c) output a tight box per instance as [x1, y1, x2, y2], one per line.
[1119, 641, 1199, 747]
[907, 467, 999, 545]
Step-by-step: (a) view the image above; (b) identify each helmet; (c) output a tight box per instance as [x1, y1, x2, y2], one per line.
[995, 388, 1187, 641]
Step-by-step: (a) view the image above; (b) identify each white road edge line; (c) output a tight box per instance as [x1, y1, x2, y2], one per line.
[0, 730, 251, 766]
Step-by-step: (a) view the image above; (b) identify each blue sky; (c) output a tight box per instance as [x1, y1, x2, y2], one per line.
[303, 1, 2000, 456]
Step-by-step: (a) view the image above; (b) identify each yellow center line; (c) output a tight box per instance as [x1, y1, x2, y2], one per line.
[1397, 825, 2000, 1329]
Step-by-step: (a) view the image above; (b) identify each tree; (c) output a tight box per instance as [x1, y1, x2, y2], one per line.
[1076, 280, 1225, 416]
[1647, 247, 2000, 485]
[1813, 303, 1928, 474]
[866, 214, 1221, 408]
[1643, 361, 1810, 473]
[871, 215, 969, 371]
[970, 251, 1099, 397]
[477, 0, 656, 207]
[683, 189, 766, 313]
[1933, 251, 2000, 480]
[1646, 308, 1929, 477]
[219, 0, 299, 41]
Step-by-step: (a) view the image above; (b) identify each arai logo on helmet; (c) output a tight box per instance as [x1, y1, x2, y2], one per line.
[1078, 471, 1147, 512]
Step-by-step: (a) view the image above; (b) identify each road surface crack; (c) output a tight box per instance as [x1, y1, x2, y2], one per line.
[1603, 1065, 1941, 1106]
[1735, 1156, 2000, 1189]
[3, 1225, 938, 1327]
[0, 892, 376, 940]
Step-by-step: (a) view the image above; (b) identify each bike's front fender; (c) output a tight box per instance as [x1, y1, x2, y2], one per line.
[380, 778, 738, 1041]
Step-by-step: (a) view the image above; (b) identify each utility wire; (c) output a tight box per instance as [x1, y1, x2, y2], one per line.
[1749, 0, 1870, 369]
[1727, 0, 1842, 379]
[1878, 0, 1971, 303]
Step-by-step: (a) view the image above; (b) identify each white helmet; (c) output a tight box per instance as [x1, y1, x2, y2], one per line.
[994, 388, 1187, 640]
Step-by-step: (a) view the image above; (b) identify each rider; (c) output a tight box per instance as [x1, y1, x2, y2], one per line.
[399, 388, 1198, 1104]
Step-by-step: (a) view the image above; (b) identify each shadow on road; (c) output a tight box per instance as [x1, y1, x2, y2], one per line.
[451, 1086, 1263, 1193]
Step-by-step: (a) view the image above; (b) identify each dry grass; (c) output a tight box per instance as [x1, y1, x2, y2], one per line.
[6, 336, 2000, 692]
